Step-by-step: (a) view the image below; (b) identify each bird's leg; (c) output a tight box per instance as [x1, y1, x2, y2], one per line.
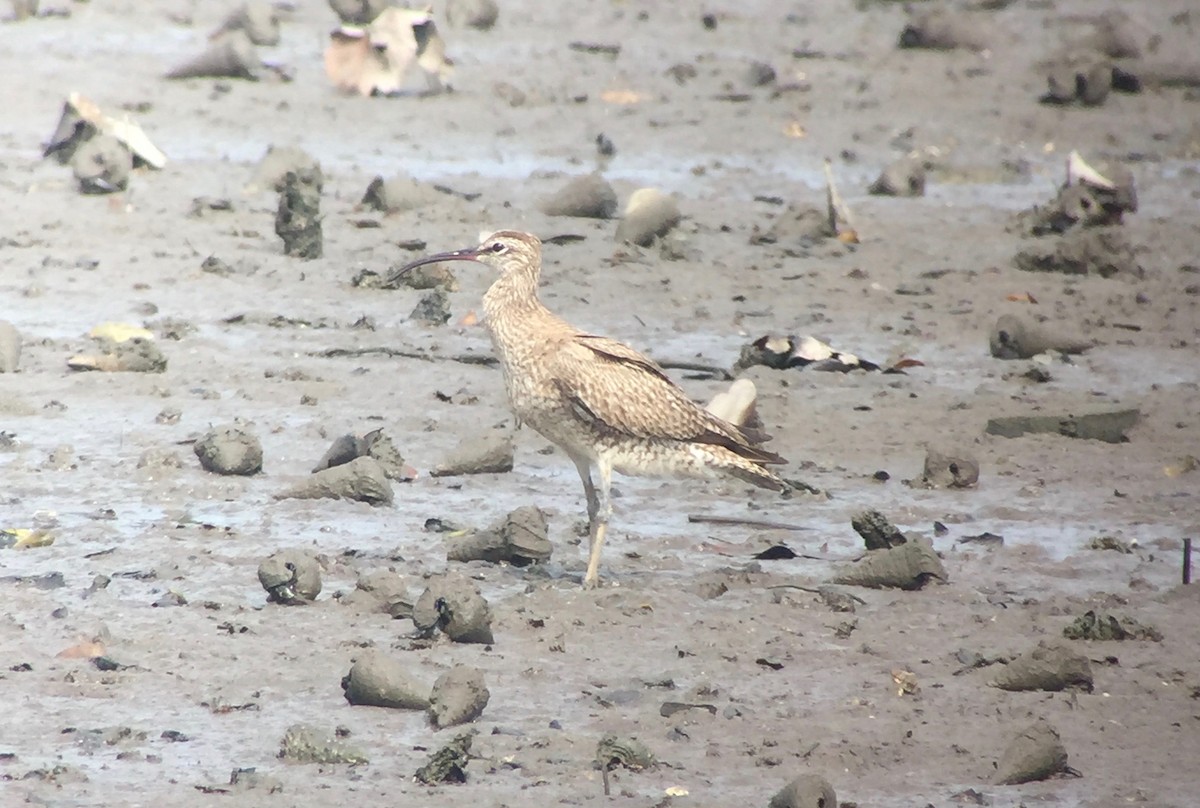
[583, 459, 613, 589]
[572, 456, 600, 524]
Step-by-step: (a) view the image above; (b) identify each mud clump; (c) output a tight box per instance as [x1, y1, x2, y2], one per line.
[194, 426, 263, 476]
[1063, 610, 1163, 642]
[850, 509, 907, 550]
[338, 569, 412, 617]
[0, 321, 22, 373]
[342, 649, 431, 710]
[768, 773, 838, 808]
[361, 174, 443, 213]
[67, 337, 167, 373]
[275, 168, 323, 259]
[917, 448, 979, 489]
[414, 732, 474, 784]
[279, 456, 394, 505]
[428, 665, 490, 728]
[834, 537, 947, 590]
[212, 1, 280, 47]
[539, 173, 618, 219]
[166, 30, 260, 80]
[410, 287, 452, 326]
[446, 505, 552, 566]
[71, 134, 131, 194]
[431, 433, 514, 477]
[990, 640, 1094, 692]
[616, 188, 681, 246]
[257, 549, 322, 605]
[994, 719, 1069, 785]
[1014, 227, 1142, 278]
[412, 574, 494, 644]
[986, 409, 1140, 444]
[898, 9, 989, 51]
[989, 314, 1092, 360]
[596, 734, 656, 772]
[868, 156, 925, 197]
[278, 724, 368, 765]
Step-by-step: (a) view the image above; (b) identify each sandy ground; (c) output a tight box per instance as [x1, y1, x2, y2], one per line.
[2, 1, 1199, 806]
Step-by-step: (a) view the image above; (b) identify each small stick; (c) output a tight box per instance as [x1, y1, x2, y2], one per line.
[1184, 538, 1193, 586]
[688, 514, 811, 531]
[601, 765, 610, 797]
[654, 360, 733, 380]
[823, 158, 858, 236]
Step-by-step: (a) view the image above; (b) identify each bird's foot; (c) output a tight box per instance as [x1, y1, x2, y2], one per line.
[581, 575, 601, 590]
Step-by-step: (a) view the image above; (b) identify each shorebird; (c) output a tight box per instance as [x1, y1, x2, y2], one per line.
[397, 230, 787, 586]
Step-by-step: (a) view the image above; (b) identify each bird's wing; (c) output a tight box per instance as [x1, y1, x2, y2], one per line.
[553, 334, 783, 464]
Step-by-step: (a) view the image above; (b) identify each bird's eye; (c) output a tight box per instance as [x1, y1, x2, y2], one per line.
[490, 242, 506, 253]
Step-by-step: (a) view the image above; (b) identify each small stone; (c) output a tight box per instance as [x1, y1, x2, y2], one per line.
[994, 720, 1068, 785]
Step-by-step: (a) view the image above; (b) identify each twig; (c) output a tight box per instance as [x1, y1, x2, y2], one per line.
[1184, 538, 1193, 586]
[688, 514, 810, 531]
[313, 347, 497, 367]
[655, 360, 732, 380]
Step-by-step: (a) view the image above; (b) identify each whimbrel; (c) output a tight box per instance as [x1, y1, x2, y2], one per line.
[397, 231, 787, 586]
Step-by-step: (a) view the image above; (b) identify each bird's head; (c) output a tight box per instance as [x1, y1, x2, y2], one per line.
[395, 230, 541, 278]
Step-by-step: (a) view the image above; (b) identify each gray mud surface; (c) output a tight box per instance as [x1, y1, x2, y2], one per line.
[2, 2, 1198, 806]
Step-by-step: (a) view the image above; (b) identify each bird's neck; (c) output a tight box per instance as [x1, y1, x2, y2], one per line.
[482, 267, 546, 324]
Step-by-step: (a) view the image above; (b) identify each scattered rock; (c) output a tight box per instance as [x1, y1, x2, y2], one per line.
[446, 505, 553, 566]
[985, 409, 1140, 444]
[412, 574, 494, 644]
[342, 649, 431, 710]
[1014, 227, 1142, 278]
[1063, 610, 1163, 642]
[71, 134, 131, 194]
[278, 456, 394, 506]
[769, 773, 838, 808]
[444, 0, 498, 30]
[166, 30, 259, 80]
[414, 731, 474, 784]
[616, 188, 681, 246]
[851, 509, 907, 550]
[898, 9, 988, 51]
[410, 287, 451, 326]
[751, 202, 834, 246]
[539, 173, 618, 219]
[258, 549, 322, 604]
[275, 168, 323, 259]
[67, 337, 167, 373]
[278, 724, 368, 765]
[338, 568, 413, 617]
[868, 156, 926, 197]
[361, 174, 443, 213]
[988, 314, 1092, 359]
[990, 641, 1094, 692]
[0, 321, 21, 372]
[431, 433, 514, 477]
[1088, 535, 1135, 553]
[212, 1, 280, 46]
[994, 720, 1069, 785]
[428, 665, 490, 728]
[833, 537, 947, 590]
[194, 426, 263, 476]
[917, 448, 979, 489]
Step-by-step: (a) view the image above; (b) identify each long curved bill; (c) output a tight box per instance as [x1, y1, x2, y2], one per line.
[393, 246, 482, 276]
